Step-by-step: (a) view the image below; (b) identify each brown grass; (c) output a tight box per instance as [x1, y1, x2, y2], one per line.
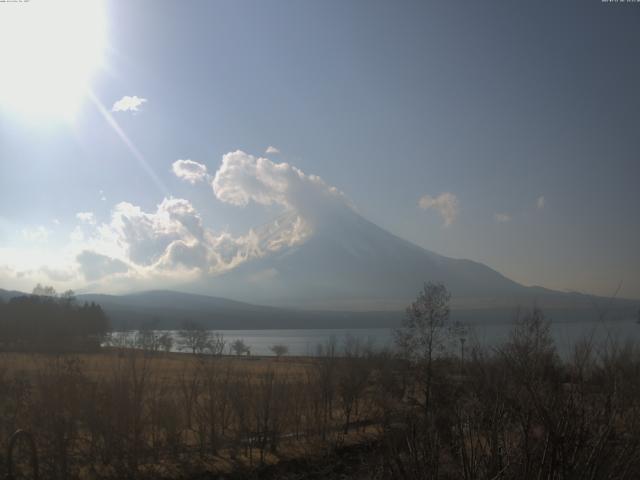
[0, 349, 314, 380]
[0, 348, 385, 479]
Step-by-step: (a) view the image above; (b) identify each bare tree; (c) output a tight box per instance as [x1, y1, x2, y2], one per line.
[136, 319, 161, 354]
[205, 332, 226, 356]
[157, 332, 173, 353]
[314, 336, 338, 441]
[231, 338, 250, 356]
[178, 320, 210, 355]
[338, 336, 371, 433]
[269, 344, 289, 360]
[395, 282, 451, 414]
[32, 283, 57, 297]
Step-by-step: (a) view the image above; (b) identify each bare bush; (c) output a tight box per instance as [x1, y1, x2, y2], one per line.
[269, 344, 289, 359]
[231, 338, 250, 356]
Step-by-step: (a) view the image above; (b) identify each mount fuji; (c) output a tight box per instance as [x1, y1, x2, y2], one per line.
[190, 206, 636, 320]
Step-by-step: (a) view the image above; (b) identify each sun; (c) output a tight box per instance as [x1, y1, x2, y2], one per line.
[0, 0, 107, 121]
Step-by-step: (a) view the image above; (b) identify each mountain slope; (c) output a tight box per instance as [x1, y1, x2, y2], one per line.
[196, 208, 567, 310]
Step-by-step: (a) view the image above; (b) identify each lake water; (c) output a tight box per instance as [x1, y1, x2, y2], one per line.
[121, 318, 640, 358]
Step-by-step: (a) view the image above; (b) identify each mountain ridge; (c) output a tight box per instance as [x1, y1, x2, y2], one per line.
[192, 208, 634, 311]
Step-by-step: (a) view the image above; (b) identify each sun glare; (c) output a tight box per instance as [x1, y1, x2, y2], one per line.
[0, 0, 106, 121]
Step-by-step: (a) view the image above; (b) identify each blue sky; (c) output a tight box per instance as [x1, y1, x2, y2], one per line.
[0, 0, 638, 298]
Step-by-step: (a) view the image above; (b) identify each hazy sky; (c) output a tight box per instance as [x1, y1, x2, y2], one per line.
[0, 0, 639, 299]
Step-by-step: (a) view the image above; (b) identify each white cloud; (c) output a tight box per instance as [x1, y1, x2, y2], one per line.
[265, 145, 280, 155]
[111, 95, 147, 113]
[537, 195, 545, 209]
[22, 226, 51, 242]
[99, 190, 107, 201]
[212, 150, 350, 224]
[75, 196, 310, 282]
[213, 151, 291, 208]
[76, 212, 96, 225]
[494, 213, 512, 223]
[0, 264, 16, 281]
[67, 149, 336, 286]
[105, 198, 206, 267]
[39, 266, 76, 282]
[418, 192, 459, 227]
[2, 151, 341, 292]
[172, 159, 209, 184]
[69, 226, 85, 243]
[77, 250, 129, 281]
[0, 246, 80, 292]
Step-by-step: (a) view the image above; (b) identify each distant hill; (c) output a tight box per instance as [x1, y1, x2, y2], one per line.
[1, 288, 636, 331]
[0, 288, 400, 330]
[0, 289, 24, 303]
[77, 290, 403, 330]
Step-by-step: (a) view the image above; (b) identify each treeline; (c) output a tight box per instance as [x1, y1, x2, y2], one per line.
[0, 285, 110, 352]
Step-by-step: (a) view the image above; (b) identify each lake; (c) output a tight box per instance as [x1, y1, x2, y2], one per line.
[118, 317, 640, 358]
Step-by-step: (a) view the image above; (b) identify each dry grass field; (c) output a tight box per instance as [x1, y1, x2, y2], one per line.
[0, 349, 316, 382]
[0, 347, 390, 479]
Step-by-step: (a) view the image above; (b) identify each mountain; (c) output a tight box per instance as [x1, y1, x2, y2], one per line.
[195, 207, 637, 317]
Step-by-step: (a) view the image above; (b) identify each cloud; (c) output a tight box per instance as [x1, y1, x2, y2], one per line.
[106, 198, 206, 267]
[172, 159, 209, 184]
[158, 240, 209, 271]
[22, 226, 51, 242]
[76, 212, 96, 225]
[2, 150, 340, 292]
[265, 145, 280, 155]
[494, 213, 512, 223]
[212, 150, 350, 223]
[77, 250, 129, 281]
[75, 196, 310, 283]
[537, 195, 545, 209]
[111, 95, 147, 113]
[39, 266, 76, 282]
[418, 192, 459, 227]
[0, 246, 80, 292]
[70, 149, 337, 285]
[0, 264, 16, 279]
